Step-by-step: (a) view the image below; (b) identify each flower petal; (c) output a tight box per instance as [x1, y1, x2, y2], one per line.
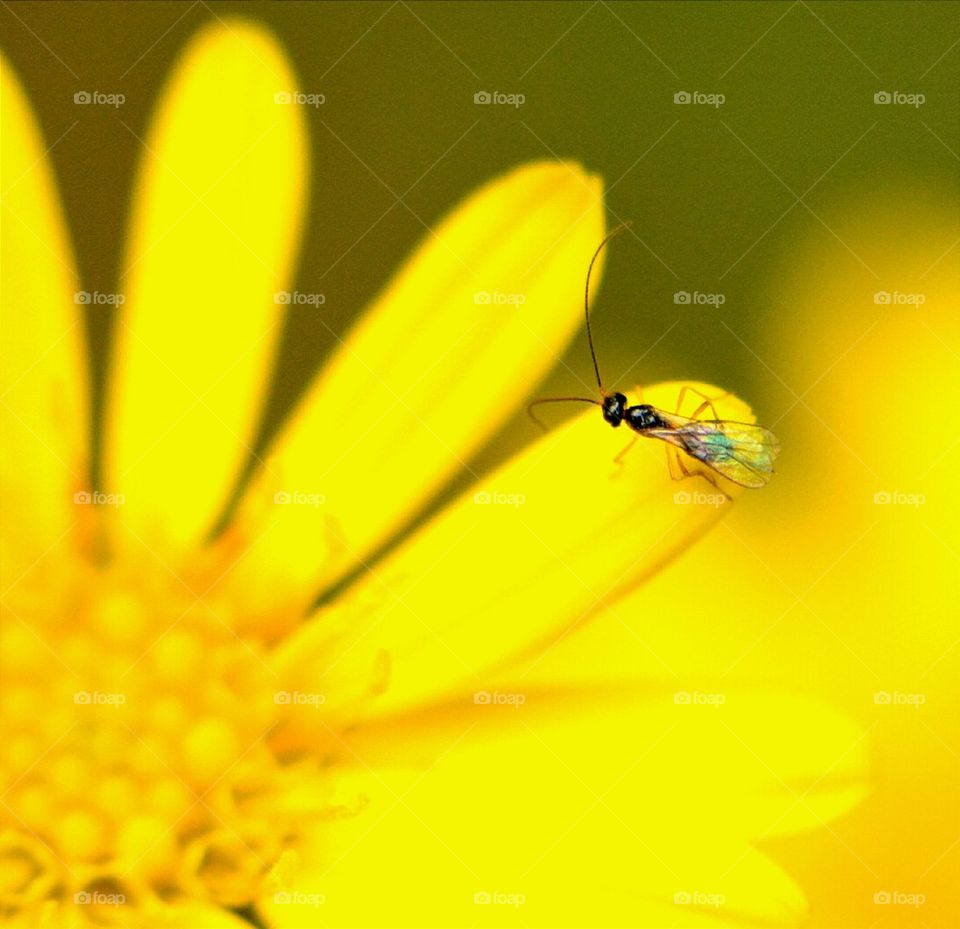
[264, 688, 862, 927]
[104, 19, 307, 554]
[339, 687, 868, 841]
[229, 161, 604, 604]
[0, 56, 87, 583]
[273, 382, 757, 727]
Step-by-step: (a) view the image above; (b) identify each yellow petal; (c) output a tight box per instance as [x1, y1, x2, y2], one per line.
[104, 19, 307, 554]
[0, 56, 87, 584]
[230, 161, 605, 604]
[273, 382, 757, 728]
[340, 687, 868, 840]
[264, 689, 861, 927]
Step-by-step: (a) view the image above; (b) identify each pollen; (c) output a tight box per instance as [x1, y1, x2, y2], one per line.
[0, 539, 334, 926]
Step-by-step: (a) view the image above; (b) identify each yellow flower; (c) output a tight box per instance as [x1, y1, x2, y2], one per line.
[1, 19, 867, 929]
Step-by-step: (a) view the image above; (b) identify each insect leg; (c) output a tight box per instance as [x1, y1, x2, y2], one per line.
[674, 447, 692, 480]
[698, 468, 722, 491]
[666, 446, 683, 481]
[612, 436, 639, 470]
[673, 445, 725, 494]
[686, 454, 730, 497]
[675, 385, 728, 422]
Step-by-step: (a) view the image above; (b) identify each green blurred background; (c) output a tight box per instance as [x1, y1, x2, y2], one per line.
[4, 0, 957, 500]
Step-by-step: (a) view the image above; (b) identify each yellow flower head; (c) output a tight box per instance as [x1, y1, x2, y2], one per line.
[1, 18, 865, 929]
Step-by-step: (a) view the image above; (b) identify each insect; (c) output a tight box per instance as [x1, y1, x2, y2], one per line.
[527, 224, 780, 490]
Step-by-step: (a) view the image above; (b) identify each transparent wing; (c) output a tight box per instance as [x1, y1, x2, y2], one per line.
[649, 420, 780, 489]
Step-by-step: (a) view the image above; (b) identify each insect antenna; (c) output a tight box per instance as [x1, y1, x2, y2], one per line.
[524, 221, 631, 432]
[584, 221, 632, 393]
[527, 396, 598, 432]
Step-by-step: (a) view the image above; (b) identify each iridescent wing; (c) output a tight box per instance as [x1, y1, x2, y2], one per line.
[648, 419, 780, 489]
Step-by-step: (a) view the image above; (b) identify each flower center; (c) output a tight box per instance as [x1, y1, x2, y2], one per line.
[1, 543, 321, 924]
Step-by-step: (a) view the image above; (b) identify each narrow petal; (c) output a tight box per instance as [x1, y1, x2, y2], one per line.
[264, 689, 862, 927]
[273, 382, 757, 727]
[104, 20, 307, 554]
[0, 57, 87, 585]
[229, 161, 605, 605]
